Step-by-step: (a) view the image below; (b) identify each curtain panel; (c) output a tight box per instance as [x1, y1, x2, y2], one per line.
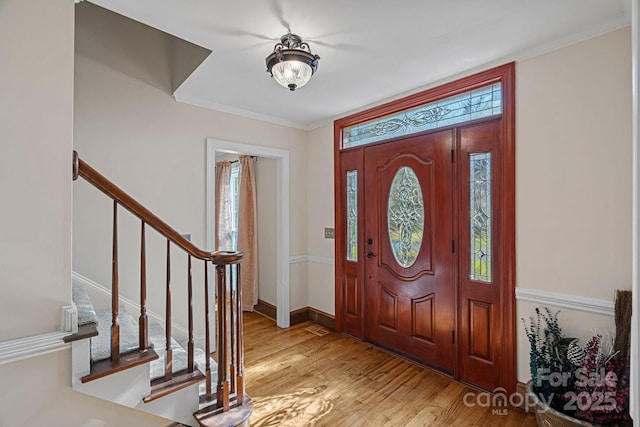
[238, 155, 258, 311]
[215, 161, 233, 251]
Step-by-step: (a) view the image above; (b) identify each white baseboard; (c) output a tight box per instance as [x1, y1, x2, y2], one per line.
[516, 287, 614, 317]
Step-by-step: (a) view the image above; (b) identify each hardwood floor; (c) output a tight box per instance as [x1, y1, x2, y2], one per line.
[243, 312, 537, 427]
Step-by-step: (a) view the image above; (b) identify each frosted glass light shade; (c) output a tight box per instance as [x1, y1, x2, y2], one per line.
[266, 34, 320, 91]
[271, 60, 313, 90]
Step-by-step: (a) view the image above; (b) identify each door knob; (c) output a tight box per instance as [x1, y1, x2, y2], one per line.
[367, 251, 375, 258]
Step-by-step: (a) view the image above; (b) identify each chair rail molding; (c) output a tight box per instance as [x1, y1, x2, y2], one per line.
[0, 301, 81, 365]
[289, 254, 334, 265]
[515, 287, 614, 317]
[0, 331, 70, 366]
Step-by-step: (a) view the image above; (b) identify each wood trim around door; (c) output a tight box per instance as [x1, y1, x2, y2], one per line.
[333, 62, 516, 394]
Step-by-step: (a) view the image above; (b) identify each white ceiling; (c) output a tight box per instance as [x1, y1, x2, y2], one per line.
[86, 0, 630, 130]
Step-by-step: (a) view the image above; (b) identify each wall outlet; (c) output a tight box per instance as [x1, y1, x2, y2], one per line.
[324, 228, 335, 239]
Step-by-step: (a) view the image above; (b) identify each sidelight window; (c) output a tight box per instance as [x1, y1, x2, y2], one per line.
[469, 153, 492, 282]
[346, 170, 358, 261]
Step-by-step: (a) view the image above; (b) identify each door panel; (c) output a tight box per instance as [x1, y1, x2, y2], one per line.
[412, 295, 434, 342]
[344, 274, 359, 316]
[458, 121, 502, 390]
[364, 131, 454, 372]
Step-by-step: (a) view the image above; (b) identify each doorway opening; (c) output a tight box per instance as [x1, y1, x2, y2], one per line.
[206, 138, 291, 328]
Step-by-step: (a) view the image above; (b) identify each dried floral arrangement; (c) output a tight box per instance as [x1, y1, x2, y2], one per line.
[522, 303, 631, 425]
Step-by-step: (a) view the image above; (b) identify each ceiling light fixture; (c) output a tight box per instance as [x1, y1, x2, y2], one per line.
[266, 33, 320, 91]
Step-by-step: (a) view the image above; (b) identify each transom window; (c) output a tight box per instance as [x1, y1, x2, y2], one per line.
[343, 82, 502, 149]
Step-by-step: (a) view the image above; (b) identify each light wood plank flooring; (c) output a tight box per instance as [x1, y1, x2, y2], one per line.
[243, 312, 537, 426]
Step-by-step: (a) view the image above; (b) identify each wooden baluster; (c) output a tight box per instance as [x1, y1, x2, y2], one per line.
[236, 263, 245, 404]
[204, 262, 212, 401]
[187, 255, 194, 373]
[111, 201, 120, 362]
[165, 240, 173, 381]
[216, 263, 230, 411]
[229, 264, 236, 394]
[139, 221, 149, 350]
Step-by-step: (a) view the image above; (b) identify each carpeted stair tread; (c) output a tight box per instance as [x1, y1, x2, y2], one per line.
[72, 286, 99, 326]
[148, 322, 188, 381]
[92, 308, 139, 363]
[77, 285, 215, 392]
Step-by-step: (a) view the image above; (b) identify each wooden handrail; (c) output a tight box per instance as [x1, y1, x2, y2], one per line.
[72, 151, 212, 261]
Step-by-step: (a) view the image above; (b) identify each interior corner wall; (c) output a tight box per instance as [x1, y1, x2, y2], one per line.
[255, 158, 278, 306]
[0, 0, 74, 340]
[515, 27, 632, 381]
[306, 123, 336, 315]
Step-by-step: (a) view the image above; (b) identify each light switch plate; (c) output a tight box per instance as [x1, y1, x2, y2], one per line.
[324, 228, 335, 239]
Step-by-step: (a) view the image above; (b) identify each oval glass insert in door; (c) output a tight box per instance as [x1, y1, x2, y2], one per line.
[387, 166, 424, 267]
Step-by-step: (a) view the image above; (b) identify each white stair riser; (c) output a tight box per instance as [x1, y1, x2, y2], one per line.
[73, 361, 151, 408]
[71, 340, 91, 379]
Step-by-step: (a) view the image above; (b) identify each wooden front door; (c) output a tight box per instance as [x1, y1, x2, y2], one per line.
[335, 63, 516, 394]
[363, 130, 455, 372]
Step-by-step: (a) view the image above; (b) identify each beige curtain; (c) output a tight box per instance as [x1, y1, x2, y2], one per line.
[215, 161, 233, 251]
[238, 155, 258, 311]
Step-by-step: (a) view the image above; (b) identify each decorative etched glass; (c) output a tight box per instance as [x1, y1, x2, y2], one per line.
[470, 153, 492, 282]
[343, 83, 502, 148]
[346, 170, 358, 261]
[388, 167, 424, 267]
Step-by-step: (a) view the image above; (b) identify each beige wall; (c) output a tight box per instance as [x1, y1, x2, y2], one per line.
[516, 27, 631, 301]
[515, 27, 631, 381]
[0, 0, 74, 340]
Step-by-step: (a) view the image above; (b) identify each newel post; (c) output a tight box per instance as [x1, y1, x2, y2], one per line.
[211, 250, 245, 410]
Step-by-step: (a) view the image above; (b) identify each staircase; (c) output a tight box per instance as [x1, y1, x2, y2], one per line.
[67, 151, 253, 427]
